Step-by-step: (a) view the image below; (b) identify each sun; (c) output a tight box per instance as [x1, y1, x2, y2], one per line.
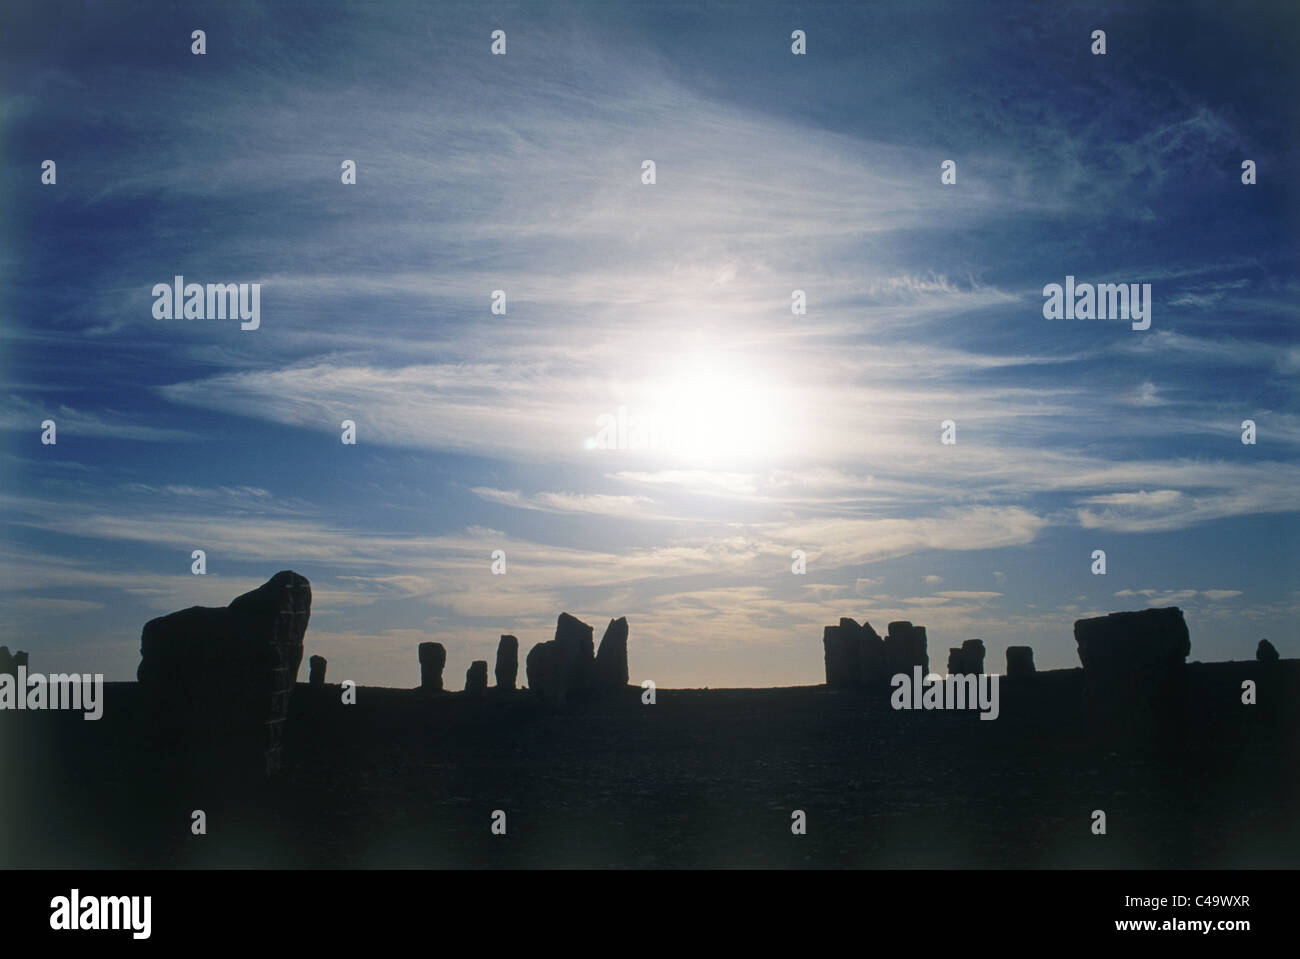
[645, 353, 791, 464]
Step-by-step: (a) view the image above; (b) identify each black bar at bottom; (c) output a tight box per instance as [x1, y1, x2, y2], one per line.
[4, 868, 1289, 945]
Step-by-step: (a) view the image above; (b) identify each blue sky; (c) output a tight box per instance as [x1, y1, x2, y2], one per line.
[2, 0, 1297, 688]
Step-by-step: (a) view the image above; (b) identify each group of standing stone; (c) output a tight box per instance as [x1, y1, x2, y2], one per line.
[525, 613, 630, 707]
[823, 618, 1040, 686]
[417, 633, 521, 697]
[821, 617, 930, 689]
[414, 615, 629, 704]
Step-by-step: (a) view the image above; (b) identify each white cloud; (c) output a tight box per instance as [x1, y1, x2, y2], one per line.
[1201, 589, 1243, 601]
[0, 396, 191, 442]
[471, 488, 657, 517]
[7, 598, 105, 613]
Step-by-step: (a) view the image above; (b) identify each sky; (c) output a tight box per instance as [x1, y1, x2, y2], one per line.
[1, 0, 1297, 689]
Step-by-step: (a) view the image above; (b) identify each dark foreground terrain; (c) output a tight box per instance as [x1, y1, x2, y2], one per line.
[3, 662, 1297, 868]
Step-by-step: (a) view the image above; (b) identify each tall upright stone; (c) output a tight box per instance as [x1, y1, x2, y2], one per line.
[308, 655, 327, 686]
[1005, 646, 1035, 677]
[137, 570, 311, 779]
[594, 617, 629, 693]
[823, 620, 860, 688]
[913, 626, 930, 675]
[885, 621, 928, 677]
[418, 642, 446, 693]
[526, 612, 596, 707]
[1257, 639, 1279, 663]
[859, 619, 887, 687]
[0, 646, 13, 675]
[948, 639, 985, 675]
[495, 634, 519, 689]
[821, 617, 889, 689]
[569, 613, 597, 694]
[555, 612, 596, 695]
[525, 642, 551, 702]
[465, 660, 488, 697]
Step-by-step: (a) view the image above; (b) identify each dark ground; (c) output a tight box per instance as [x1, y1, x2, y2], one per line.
[2, 661, 1297, 868]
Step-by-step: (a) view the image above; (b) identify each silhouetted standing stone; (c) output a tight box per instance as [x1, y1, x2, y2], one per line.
[561, 612, 597, 694]
[823, 622, 859, 689]
[948, 639, 985, 675]
[1253, 639, 1282, 726]
[465, 660, 488, 697]
[526, 612, 596, 707]
[13, 651, 27, 671]
[495, 635, 519, 690]
[0, 646, 13, 675]
[1073, 607, 1189, 727]
[859, 620, 887, 687]
[309, 655, 327, 686]
[885, 621, 928, 677]
[1074, 607, 1190, 674]
[594, 617, 629, 693]
[525, 642, 551, 701]
[824, 617, 889, 689]
[419, 642, 446, 693]
[1006, 646, 1035, 677]
[137, 570, 312, 779]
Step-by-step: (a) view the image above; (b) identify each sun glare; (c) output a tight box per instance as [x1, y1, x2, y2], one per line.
[644, 354, 791, 464]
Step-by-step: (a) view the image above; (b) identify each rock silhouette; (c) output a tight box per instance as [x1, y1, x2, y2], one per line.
[1006, 646, 1036, 677]
[1073, 607, 1189, 725]
[308, 655, 327, 686]
[563, 613, 597, 693]
[1074, 607, 1190, 674]
[886, 621, 929, 678]
[593, 617, 630, 692]
[465, 660, 488, 697]
[136, 570, 311, 778]
[858, 621, 887, 686]
[495, 635, 519, 690]
[820, 617, 888, 688]
[1257, 639, 1279, 663]
[947, 639, 986, 675]
[0, 646, 24, 675]
[526, 612, 597, 707]
[418, 642, 446, 693]
[5, 592, 1300, 870]
[822, 620, 858, 688]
